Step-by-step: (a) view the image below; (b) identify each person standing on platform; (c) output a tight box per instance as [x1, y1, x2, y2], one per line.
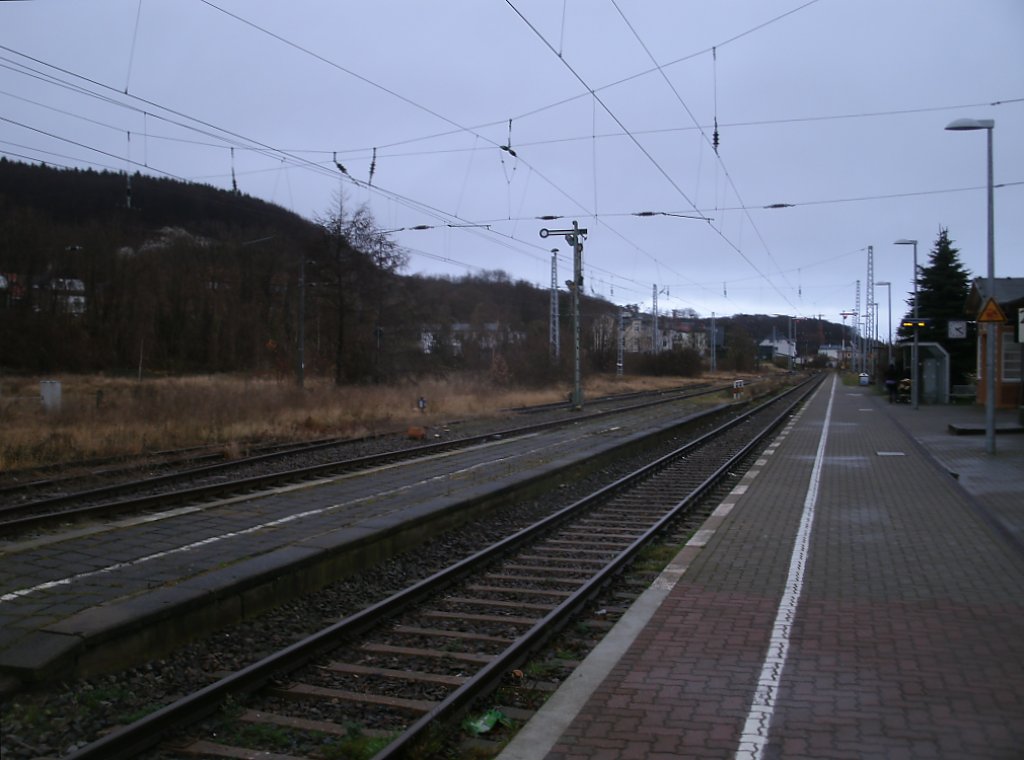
[884, 363, 899, 403]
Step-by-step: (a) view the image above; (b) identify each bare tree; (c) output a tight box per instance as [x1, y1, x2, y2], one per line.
[316, 194, 408, 384]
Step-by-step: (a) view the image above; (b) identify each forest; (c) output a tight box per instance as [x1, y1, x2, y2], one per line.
[0, 160, 630, 383]
[1, 159, 858, 384]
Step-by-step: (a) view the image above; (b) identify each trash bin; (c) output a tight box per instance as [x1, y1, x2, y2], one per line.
[858, 373, 869, 386]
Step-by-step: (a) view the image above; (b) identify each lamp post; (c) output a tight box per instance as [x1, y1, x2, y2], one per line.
[946, 117, 996, 455]
[894, 239, 919, 410]
[876, 281, 893, 366]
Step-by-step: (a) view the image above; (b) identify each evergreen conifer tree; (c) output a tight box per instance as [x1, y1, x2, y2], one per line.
[897, 228, 974, 384]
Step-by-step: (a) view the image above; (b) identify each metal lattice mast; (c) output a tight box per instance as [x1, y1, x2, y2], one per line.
[854, 279, 862, 372]
[652, 284, 659, 353]
[866, 245, 875, 375]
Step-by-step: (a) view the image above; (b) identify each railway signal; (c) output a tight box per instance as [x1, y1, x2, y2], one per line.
[540, 221, 587, 410]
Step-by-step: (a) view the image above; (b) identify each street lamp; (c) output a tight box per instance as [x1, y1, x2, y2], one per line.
[876, 281, 893, 366]
[894, 239, 919, 410]
[946, 117, 996, 455]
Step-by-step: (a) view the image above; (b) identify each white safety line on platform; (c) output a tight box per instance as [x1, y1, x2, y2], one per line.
[0, 430, 594, 604]
[499, 384, 820, 760]
[735, 374, 836, 760]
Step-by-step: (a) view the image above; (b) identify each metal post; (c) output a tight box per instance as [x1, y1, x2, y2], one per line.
[887, 286, 892, 365]
[984, 126, 996, 454]
[895, 239, 919, 410]
[571, 220, 583, 410]
[617, 311, 625, 377]
[877, 282, 892, 366]
[854, 280, 861, 373]
[549, 249, 559, 361]
[911, 242, 919, 410]
[866, 245, 874, 378]
[710, 312, 717, 373]
[652, 284, 659, 354]
[946, 118, 996, 453]
[539, 222, 586, 410]
[297, 255, 306, 388]
[788, 316, 794, 371]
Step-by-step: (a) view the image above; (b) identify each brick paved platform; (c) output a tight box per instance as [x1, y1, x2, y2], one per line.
[500, 374, 1024, 760]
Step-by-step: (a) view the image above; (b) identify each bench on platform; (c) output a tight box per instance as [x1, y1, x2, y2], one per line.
[950, 384, 976, 404]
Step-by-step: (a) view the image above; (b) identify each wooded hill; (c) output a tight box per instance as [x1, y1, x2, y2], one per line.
[0, 159, 625, 382]
[0, 159, 850, 382]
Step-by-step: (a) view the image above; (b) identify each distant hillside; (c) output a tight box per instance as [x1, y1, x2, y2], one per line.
[0, 159, 849, 380]
[0, 160, 616, 381]
[0, 157, 317, 242]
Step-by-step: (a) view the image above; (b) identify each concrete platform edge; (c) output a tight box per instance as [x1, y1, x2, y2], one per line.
[497, 467, 759, 758]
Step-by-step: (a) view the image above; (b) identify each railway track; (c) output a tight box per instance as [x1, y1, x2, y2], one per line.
[0, 383, 711, 503]
[0, 436, 352, 502]
[0, 382, 733, 536]
[63, 374, 823, 760]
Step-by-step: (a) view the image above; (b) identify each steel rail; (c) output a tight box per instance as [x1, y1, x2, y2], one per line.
[0, 382, 719, 496]
[374, 374, 820, 758]
[0, 383, 732, 534]
[62, 375, 821, 760]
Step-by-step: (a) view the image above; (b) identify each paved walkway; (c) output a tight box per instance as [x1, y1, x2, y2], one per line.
[500, 375, 1024, 759]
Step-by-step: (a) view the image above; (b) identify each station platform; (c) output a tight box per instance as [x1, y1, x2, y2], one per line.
[499, 375, 1024, 759]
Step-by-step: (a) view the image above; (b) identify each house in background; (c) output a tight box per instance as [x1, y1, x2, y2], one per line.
[759, 337, 796, 366]
[965, 276, 1024, 409]
[817, 344, 844, 367]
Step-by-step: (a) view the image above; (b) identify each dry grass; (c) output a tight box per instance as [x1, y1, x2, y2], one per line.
[0, 372, 733, 472]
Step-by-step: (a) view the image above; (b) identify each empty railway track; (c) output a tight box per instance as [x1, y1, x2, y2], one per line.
[0, 382, 732, 536]
[61, 374, 823, 760]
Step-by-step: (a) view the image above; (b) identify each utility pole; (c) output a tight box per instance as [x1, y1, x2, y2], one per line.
[866, 245, 875, 377]
[854, 280, 862, 373]
[549, 249, 560, 361]
[788, 316, 794, 372]
[710, 312, 717, 373]
[617, 310, 625, 377]
[652, 284, 659, 353]
[298, 255, 306, 388]
[541, 222, 587, 409]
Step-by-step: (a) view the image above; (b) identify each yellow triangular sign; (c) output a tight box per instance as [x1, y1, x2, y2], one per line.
[977, 297, 1006, 323]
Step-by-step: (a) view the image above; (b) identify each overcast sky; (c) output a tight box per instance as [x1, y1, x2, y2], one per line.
[2, 0, 1022, 340]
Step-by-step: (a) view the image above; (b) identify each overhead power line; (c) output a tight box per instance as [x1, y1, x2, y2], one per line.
[189, 2, 708, 296]
[609, 0, 796, 309]
[505, 0, 801, 311]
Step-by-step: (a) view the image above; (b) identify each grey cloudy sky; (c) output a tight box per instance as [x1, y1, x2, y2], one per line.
[2, 0, 1022, 340]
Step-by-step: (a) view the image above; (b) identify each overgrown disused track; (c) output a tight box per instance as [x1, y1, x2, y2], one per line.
[0, 383, 730, 536]
[63, 374, 823, 760]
